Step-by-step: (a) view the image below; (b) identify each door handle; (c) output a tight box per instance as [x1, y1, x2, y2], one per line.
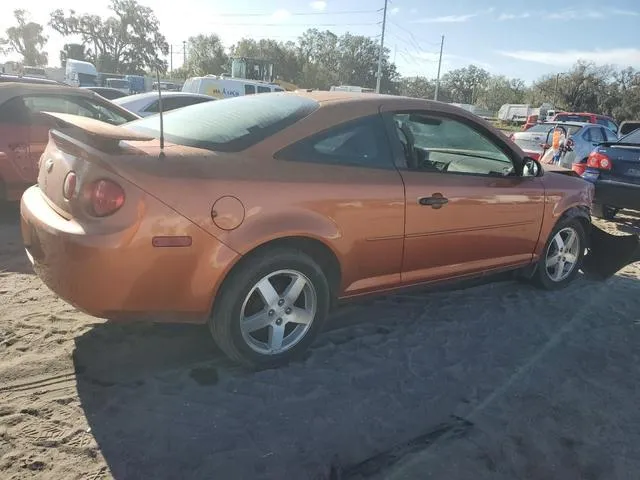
[418, 194, 449, 208]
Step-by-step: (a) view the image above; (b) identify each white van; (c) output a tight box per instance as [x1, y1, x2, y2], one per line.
[65, 59, 98, 87]
[330, 85, 374, 93]
[182, 75, 285, 99]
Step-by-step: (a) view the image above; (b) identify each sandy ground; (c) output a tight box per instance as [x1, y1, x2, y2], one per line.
[2, 205, 640, 480]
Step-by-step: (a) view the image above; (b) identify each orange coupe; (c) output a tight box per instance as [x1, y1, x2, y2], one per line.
[19, 91, 637, 367]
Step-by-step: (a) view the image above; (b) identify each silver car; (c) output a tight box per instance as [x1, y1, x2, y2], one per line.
[113, 91, 215, 117]
[511, 122, 618, 168]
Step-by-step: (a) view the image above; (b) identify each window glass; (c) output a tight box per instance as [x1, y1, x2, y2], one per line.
[126, 93, 319, 152]
[0, 97, 31, 124]
[602, 128, 618, 142]
[279, 115, 392, 168]
[584, 127, 605, 143]
[394, 113, 514, 176]
[257, 86, 271, 93]
[244, 85, 255, 95]
[22, 95, 131, 125]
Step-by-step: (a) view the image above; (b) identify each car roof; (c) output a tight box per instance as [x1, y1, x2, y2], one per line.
[0, 82, 97, 105]
[0, 74, 61, 85]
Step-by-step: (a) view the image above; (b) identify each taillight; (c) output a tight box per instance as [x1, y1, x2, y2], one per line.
[62, 171, 77, 200]
[587, 151, 612, 170]
[84, 179, 125, 217]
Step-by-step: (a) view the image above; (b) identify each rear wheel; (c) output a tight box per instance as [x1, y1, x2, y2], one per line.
[209, 249, 330, 368]
[592, 203, 619, 220]
[533, 218, 586, 290]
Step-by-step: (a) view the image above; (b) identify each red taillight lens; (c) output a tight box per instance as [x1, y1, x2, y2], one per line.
[85, 179, 125, 217]
[587, 152, 612, 171]
[62, 171, 77, 200]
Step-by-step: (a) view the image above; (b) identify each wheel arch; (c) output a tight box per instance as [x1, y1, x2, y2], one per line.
[210, 235, 342, 316]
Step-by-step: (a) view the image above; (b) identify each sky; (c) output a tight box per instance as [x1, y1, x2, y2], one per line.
[1, 0, 639, 83]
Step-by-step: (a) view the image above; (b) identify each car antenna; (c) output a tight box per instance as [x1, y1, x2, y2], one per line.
[155, 68, 165, 158]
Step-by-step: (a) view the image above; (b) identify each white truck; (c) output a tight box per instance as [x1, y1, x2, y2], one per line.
[498, 103, 555, 124]
[64, 59, 98, 87]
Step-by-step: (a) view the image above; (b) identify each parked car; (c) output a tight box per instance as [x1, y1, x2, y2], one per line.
[82, 86, 129, 100]
[0, 83, 139, 202]
[20, 92, 631, 367]
[619, 120, 640, 136]
[551, 112, 619, 136]
[509, 122, 617, 173]
[113, 91, 215, 117]
[581, 127, 640, 219]
[0, 74, 61, 85]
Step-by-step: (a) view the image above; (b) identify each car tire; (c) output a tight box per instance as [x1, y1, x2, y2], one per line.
[592, 203, 618, 220]
[209, 248, 331, 368]
[533, 218, 586, 290]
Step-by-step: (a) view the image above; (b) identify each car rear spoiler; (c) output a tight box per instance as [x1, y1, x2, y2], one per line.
[41, 111, 154, 152]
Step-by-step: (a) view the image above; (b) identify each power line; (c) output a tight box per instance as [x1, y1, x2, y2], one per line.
[203, 22, 382, 27]
[212, 9, 382, 17]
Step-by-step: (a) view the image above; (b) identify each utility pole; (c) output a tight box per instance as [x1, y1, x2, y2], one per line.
[183, 40, 187, 67]
[434, 35, 445, 101]
[553, 73, 561, 106]
[170, 44, 173, 73]
[375, 0, 388, 93]
[393, 44, 397, 64]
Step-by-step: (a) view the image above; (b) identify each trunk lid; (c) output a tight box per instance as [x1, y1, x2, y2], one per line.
[36, 112, 153, 218]
[595, 143, 640, 185]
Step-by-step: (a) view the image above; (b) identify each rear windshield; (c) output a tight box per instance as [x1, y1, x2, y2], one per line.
[524, 123, 583, 135]
[126, 93, 319, 152]
[554, 114, 591, 123]
[619, 129, 640, 145]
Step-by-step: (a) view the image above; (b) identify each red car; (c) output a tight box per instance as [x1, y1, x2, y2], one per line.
[0, 83, 138, 202]
[551, 112, 618, 136]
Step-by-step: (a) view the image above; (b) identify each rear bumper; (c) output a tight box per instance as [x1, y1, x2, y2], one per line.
[582, 171, 640, 210]
[20, 186, 239, 322]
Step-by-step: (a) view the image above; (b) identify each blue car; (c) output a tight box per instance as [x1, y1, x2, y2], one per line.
[581, 127, 640, 219]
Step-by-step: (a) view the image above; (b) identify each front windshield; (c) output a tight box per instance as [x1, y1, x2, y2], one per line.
[126, 93, 319, 151]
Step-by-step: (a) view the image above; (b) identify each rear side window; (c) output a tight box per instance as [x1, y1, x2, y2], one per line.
[583, 127, 605, 143]
[245, 85, 255, 95]
[257, 86, 271, 94]
[126, 93, 319, 152]
[276, 115, 393, 169]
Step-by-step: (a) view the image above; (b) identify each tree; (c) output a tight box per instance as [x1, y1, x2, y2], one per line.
[1, 10, 48, 66]
[184, 34, 228, 76]
[59, 43, 89, 67]
[399, 76, 436, 100]
[231, 38, 300, 83]
[49, 0, 168, 74]
[441, 65, 490, 104]
[478, 75, 527, 112]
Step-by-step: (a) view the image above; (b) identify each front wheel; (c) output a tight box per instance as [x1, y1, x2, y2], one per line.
[209, 249, 330, 368]
[533, 218, 586, 290]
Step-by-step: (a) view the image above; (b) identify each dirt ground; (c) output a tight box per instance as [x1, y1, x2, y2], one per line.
[2, 205, 640, 480]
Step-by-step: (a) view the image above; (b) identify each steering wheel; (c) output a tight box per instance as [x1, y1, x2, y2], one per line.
[396, 122, 419, 169]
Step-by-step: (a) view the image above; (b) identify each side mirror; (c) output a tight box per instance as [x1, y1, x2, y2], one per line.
[523, 157, 542, 177]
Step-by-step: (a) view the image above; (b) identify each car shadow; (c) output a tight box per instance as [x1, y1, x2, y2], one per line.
[603, 209, 640, 236]
[73, 271, 640, 479]
[0, 203, 33, 275]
